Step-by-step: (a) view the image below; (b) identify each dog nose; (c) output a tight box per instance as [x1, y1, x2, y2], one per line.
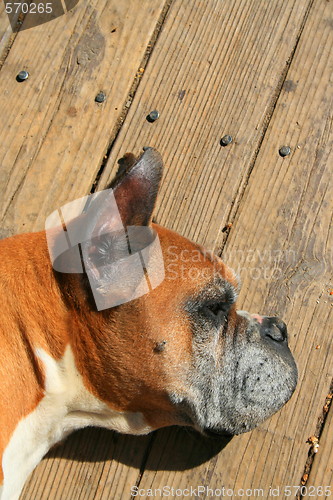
[259, 316, 288, 343]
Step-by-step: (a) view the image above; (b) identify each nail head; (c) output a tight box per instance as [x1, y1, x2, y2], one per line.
[16, 70, 29, 82]
[220, 135, 233, 147]
[279, 146, 291, 157]
[95, 92, 106, 103]
[147, 110, 160, 123]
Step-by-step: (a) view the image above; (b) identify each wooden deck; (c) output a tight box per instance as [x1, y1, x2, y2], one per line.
[0, 0, 332, 498]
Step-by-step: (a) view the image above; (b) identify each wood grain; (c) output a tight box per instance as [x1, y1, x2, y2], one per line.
[0, 0, 330, 496]
[0, 0, 168, 499]
[116, 0, 332, 496]
[304, 404, 333, 498]
[22, 428, 153, 500]
[99, 0, 313, 252]
[0, 3, 20, 65]
[0, 0, 166, 238]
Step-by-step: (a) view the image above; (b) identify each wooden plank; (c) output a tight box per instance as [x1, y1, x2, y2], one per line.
[156, 0, 332, 496]
[304, 405, 333, 499]
[3, 0, 330, 498]
[85, 2, 333, 498]
[210, 0, 333, 490]
[0, 3, 20, 65]
[0, 1, 168, 499]
[22, 428, 153, 500]
[99, 0, 313, 251]
[0, 0, 166, 238]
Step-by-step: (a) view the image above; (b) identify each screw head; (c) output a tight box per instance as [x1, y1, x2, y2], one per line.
[147, 110, 160, 123]
[16, 70, 29, 82]
[220, 135, 233, 147]
[95, 92, 106, 103]
[279, 146, 291, 157]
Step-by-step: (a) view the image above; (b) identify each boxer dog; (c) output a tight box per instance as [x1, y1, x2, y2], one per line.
[0, 148, 297, 500]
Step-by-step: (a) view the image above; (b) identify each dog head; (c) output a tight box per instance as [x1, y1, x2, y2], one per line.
[52, 147, 298, 436]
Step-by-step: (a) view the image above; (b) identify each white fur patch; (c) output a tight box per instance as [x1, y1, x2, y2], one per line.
[1, 346, 153, 500]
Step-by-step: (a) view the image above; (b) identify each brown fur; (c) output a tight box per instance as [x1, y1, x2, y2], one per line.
[0, 222, 236, 481]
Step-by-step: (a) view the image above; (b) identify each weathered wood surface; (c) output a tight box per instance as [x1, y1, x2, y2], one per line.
[304, 401, 333, 499]
[100, 0, 313, 251]
[0, 0, 168, 498]
[0, 0, 166, 239]
[22, 428, 154, 500]
[98, 0, 333, 497]
[0, 0, 330, 497]
[0, 3, 19, 65]
[188, 0, 333, 495]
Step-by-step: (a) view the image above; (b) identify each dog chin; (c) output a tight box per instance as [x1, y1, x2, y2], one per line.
[171, 367, 297, 439]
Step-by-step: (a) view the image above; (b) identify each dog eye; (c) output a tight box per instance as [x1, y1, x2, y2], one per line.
[200, 301, 230, 323]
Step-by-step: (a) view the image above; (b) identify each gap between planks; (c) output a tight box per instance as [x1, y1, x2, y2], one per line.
[90, 0, 174, 194]
[4, 0, 328, 496]
[80, 0, 332, 494]
[81, 0, 331, 496]
[216, 0, 315, 254]
[211, 0, 333, 488]
[0, 8, 24, 69]
[298, 380, 333, 500]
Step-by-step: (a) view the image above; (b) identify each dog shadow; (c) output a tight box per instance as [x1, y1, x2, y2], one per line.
[48, 426, 232, 471]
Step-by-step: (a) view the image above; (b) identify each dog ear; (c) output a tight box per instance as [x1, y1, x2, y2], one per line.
[78, 148, 164, 309]
[46, 148, 165, 309]
[107, 147, 163, 228]
[81, 146, 163, 251]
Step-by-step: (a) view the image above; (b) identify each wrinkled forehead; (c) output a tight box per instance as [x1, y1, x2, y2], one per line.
[153, 223, 239, 294]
